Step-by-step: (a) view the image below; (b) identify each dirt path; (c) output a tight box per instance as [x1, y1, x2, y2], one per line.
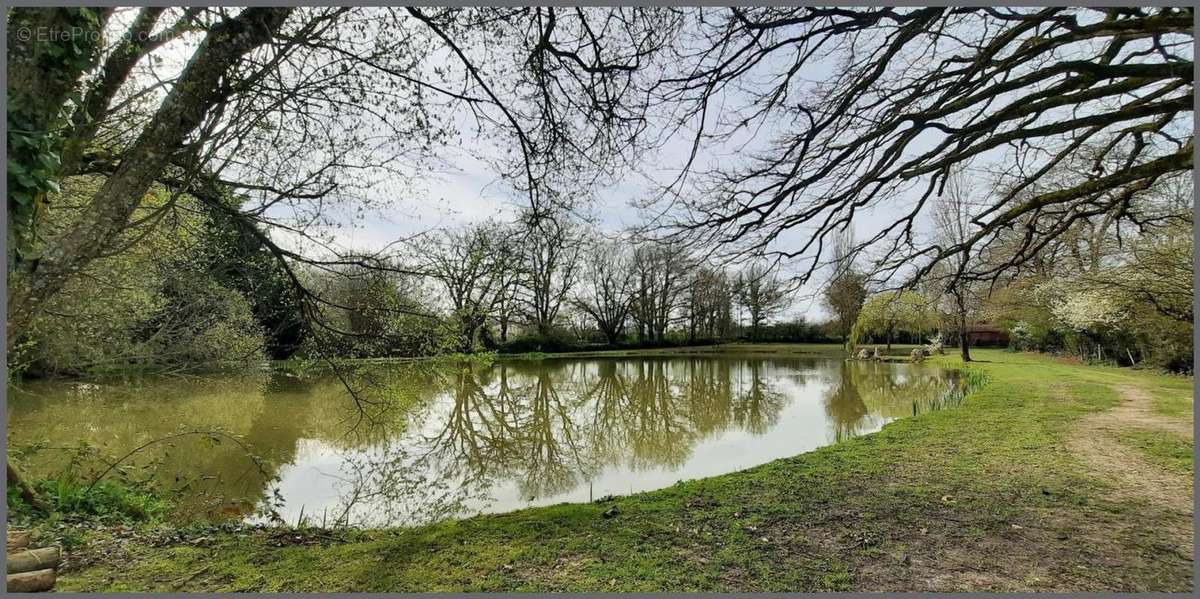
[1066, 384, 1193, 515]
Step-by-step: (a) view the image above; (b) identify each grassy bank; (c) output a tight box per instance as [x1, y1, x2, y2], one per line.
[57, 349, 1193, 591]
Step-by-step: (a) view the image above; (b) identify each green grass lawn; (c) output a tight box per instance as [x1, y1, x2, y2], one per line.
[57, 349, 1193, 592]
[1118, 431, 1194, 477]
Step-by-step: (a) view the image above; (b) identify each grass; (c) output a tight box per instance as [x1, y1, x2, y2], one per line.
[8, 478, 171, 526]
[1145, 380, 1195, 419]
[56, 349, 1193, 592]
[1118, 431, 1194, 477]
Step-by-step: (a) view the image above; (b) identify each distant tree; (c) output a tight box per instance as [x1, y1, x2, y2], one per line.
[574, 238, 635, 345]
[629, 242, 690, 342]
[735, 262, 790, 341]
[684, 265, 735, 343]
[852, 291, 934, 350]
[515, 211, 583, 338]
[491, 266, 522, 345]
[822, 231, 868, 347]
[931, 168, 985, 362]
[311, 256, 435, 358]
[417, 223, 517, 352]
[824, 274, 868, 347]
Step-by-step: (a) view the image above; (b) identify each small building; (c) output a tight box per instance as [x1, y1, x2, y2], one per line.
[966, 322, 1009, 346]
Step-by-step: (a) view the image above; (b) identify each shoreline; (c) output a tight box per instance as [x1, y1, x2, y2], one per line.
[52, 349, 1194, 591]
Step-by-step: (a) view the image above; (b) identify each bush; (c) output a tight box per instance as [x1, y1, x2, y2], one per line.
[7, 478, 171, 525]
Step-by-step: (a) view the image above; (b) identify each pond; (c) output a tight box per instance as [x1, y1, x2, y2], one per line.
[7, 355, 963, 527]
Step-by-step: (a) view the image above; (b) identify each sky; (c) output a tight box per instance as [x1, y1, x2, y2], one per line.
[106, 7, 1185, 324]
[99, 7, 952, 323]
[296, 46, 895, 323]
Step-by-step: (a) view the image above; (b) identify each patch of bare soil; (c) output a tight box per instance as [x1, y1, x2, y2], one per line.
[1066, 384, 1193, 518]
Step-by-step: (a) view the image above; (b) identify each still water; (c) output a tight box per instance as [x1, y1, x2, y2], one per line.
[7, 355, 961, 527]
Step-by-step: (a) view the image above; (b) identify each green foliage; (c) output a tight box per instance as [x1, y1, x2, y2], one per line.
[14, 177, 268, 376]
[850, 290, 933, 347]
[823, 270, 868, 340]
[142, 277, 266, 367]
[6, 8, 106, 261]
[8, 477, 171, 525]
[302, 263, 449, 359]
[745, 318, 831, 343]
[986, 225, 1193, 373]
[196, 200, 309, 358]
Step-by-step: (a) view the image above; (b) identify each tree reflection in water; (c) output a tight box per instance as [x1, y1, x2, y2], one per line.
[823, 360, 960, 442]
[8, 356, 960, 527]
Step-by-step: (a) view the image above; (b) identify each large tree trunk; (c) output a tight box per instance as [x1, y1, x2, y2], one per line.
[7, 8, 293, 353]
[6, 9, 292, 499]
[59, 8, 172, 176]
[7, 8, 111, 268]
[955, 289, 972, 362]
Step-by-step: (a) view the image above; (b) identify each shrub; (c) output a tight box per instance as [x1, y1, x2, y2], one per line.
[7, 478, 171, 525]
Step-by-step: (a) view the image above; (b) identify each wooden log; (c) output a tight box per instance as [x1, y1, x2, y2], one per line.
[7, 546, 61, 574]
[6, 531, 31, 551]
[6, 568, 56, 592]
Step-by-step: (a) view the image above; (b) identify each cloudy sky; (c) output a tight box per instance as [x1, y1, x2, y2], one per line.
[112, 7, 958, 324]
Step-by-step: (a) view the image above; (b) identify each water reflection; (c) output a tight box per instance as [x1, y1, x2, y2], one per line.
[7, 356, 960, 526]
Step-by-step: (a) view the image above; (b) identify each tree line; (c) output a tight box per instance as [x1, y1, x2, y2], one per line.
[28, 169, 1188, 379]
[8, 7, 1190, 372]
[11, 187, 816, 377]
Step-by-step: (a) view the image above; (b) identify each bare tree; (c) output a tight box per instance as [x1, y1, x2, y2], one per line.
[574, 238, 635, 345]
[647, 7, 1192, 290]
[735, 262, 790, 341]
[491, 262, 523, 345]
[683, 264, 735, 343]
[629, 241, 690, 343]
[514, 210, 583, 339]
[416, 223, 516, 352]
[932, 169, 983, 361]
